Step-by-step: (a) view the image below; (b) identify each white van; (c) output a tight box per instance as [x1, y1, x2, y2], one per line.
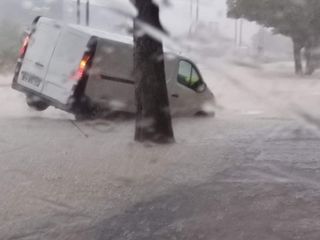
[12, 17, 215, 119]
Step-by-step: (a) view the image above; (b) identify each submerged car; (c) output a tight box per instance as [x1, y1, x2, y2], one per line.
[12, 17, 215, 119]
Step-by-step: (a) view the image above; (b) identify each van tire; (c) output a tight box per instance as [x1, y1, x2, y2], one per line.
[26, 95, 49, 111]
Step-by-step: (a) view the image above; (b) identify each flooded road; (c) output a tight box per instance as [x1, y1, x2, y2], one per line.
[1, 65, 320, 239]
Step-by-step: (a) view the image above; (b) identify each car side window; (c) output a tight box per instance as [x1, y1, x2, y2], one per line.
[177, 61, 192, 85]
[177, 60, 205, 92]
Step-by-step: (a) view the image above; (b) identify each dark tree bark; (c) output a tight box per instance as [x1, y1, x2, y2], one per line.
[304, 35, 320, 75]
[132, 0, 174, 143]
[292, 38, 303, 75]
[304, 43, 315, 75]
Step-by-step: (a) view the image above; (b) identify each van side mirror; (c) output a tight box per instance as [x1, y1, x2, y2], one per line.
[195, 83, 207, 93]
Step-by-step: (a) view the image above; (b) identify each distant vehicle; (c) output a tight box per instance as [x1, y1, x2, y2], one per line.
[12, 17, 215, 119]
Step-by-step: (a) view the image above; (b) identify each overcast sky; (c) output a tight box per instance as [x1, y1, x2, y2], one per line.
[99, 0, 258, 43]
[69, 0, 259, 44]
[161, 0, 258, 43]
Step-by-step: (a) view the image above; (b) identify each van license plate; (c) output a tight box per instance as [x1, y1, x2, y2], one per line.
[21, 71, 42, 87]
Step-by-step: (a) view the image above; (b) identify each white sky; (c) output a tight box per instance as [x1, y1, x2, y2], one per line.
[158, 0, 259, 43]
[69, 0, 259, 44]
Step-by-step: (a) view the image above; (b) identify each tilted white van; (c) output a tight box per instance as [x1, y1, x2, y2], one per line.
[12, 17, 215, 119]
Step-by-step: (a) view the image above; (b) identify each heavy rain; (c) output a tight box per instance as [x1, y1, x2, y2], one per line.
[1, 0, 320, 239]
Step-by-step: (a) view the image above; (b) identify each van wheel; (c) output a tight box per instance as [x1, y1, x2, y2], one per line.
[26, 95, 49, 111]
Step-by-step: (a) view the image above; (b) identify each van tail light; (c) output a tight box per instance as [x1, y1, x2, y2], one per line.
[71, 53, 92, 81]
[19, 35, 30, 58]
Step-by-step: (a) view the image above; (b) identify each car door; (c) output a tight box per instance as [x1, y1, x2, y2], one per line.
[169, 60, 207, 114]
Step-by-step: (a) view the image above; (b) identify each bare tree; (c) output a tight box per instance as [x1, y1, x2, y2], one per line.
[132, 0, 174, 143]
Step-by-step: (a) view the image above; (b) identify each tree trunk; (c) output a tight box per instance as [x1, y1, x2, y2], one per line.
[292, 38, 303, 75]
[305, 43, 315, 75]
[133, 0, 174, 143]
[304, 35, 319, 76]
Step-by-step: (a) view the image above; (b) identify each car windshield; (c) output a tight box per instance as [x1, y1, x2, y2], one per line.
[1, 0, 320, 239]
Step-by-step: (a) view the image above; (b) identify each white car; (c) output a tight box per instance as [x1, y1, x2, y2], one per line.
[12, 17, 215, 119]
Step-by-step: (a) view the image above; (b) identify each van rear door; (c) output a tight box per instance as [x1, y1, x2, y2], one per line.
[41, 27, 90, 105]
[17, 18, 61, 92]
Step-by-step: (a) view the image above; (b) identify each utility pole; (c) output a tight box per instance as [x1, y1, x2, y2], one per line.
[234, 19, 238, 46]
[196, 0, 199, 24]
[77, 0, 81, 24]
[239, 18, 243, 47]
[86, 0, 90, 26]
[234, 19, 244, 47]
[189, 0, 193, 34]
[258, 26, 265, 57]
[188, 0, 200, 35]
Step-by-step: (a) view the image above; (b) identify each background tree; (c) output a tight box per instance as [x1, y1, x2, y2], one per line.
[131, 0, 174, 143]
[227, 0, 320, 75]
